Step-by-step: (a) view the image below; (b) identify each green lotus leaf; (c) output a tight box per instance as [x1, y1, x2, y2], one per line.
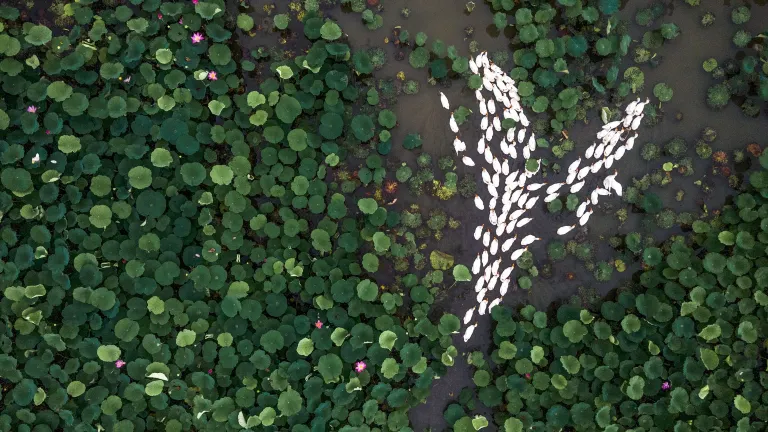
[317, 354, 342, 382]
[519, 24, 539, 43]
[351, 114, 375, 141]
[625, 376, 645, 400]
[698, 323, 721, 341]
[381, 358, 399, 379]
[563, 320, 587, 342]
[319, 112, 343, 139]
[356, 279, 378, 301]
[96, 345, 121, 362]
[210, 165, 233, 185]
[320, 20, 342, 40]
[452, 264, 471, 282]
[89, 205, 112, 229]
[357, 198, 377, 214]
[25, 25, 52, 45]
[734, 395, 751, 414]
[276, 95, 302, 124]
[277, 389, 303, 417]
[128, 166, 152, 189]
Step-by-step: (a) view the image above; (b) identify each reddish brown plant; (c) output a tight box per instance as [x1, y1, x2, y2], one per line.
[712, 151, 728, 164]
[384, 180, 398, 195]
[746, 143, 762, 157]
[719, 166, 731, 177]
[565, 272, 576, 281]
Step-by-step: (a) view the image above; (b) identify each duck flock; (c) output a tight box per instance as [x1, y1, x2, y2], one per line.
[441, 51, 649, 342]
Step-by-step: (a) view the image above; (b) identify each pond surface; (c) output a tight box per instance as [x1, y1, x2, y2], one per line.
[244, 0, 768, 429]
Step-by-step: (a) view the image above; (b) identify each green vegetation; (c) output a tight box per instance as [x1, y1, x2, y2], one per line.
[448, 156, 768, 430]
[0, 3, 463, 431]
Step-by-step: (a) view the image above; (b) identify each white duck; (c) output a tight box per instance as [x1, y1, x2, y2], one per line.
[576, 200, 590, 218]
[517, 217, 533, 228]
[499, 279, 510, 296]
[546, 182, 565, 194]
[521, 235, 539, 246]
[557, 225, 576, 235]
[453, 137, 466, 154]
[474, 195, 484, 210]
[501, 236, 517, 252]
[463, 323, 477, 342]
[463, 307, 476, 325]
[478, 299, 489, 316]
[510, 247, 528, 261]
[579, 210, 593, 226]
[440, 92, 450, 110]
[570, 180, 586, 193]
[488, 298, 502, 311]
[568, 158, 581, 174]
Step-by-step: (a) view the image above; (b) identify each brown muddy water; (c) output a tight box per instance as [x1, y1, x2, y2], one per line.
[247, 0, 766, 429]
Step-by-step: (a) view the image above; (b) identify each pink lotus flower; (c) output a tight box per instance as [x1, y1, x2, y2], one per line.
[31, 153, 40, 164]
[191, 32, 204, 44]
[662, 381, 670, 390]
[115, 360, 126, 368]
[207, 369, 213, 374]
[208, 71, 218, 81]
[27, 106, 37, 113]
[315, 320, 323, 329]
[45, 130, 51, 135]
[192, 0, 199, 4]
[354, 361, 367, 373]
[179, 18, 184, 24]
[157, 12, 163, 19]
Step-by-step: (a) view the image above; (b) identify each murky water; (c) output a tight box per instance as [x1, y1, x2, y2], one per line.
[241, 0, 767, 429]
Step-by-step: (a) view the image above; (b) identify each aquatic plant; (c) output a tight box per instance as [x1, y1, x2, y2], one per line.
[665, 137, 688, 158]
[450, 147, 768, 428]
[701, 126, 717, 143]
[408, 47, 430, 69]
[702, 58, 718, 72]
[458, 174, 477, 198]
[706, 83, 731, 109]
[660, 23, 680, 40]
[731, 6, 751, 24]
[427, 209, 449, 231]
[655, 208, 676, 229]
[417, 152, 433, 168]
[623, 67, 645, 93]
[403, 79, 420, 95]
[701, 11, 715, 27]
[695, 140, 713, 159]
[641, 142, 661, 161]
[547, 240, 567, 261]
[653, 82, 674, 102]
[634, 47, 652, 64]
[634, 8, 656, 27]
[0, 5, 471, 430]
[732, 30, 752, 48]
